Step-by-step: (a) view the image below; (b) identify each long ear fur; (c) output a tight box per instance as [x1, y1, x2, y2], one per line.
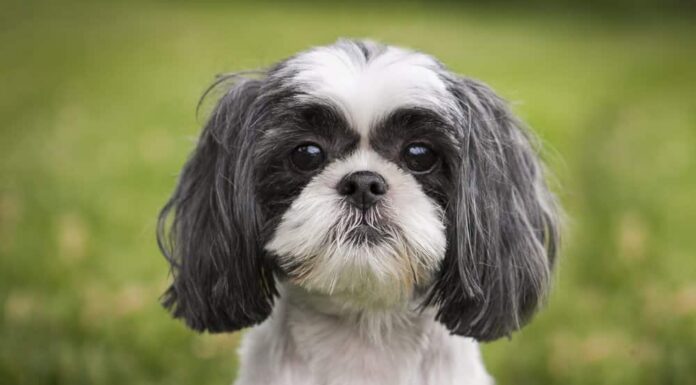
[157, 75, 276, 333]
[427, 77, 560, 341]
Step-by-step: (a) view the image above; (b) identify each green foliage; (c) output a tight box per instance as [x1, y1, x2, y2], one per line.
[1, 1, 694, 384]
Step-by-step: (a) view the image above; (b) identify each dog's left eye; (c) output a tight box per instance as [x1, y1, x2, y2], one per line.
[290, 143, 325, 172]
[402, 143, 438, 173]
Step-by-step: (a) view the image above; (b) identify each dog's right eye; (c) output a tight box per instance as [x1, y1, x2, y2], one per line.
[290, 143, 325, 172]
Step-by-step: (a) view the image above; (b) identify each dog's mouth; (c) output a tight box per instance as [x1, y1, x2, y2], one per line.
[345, 223, 386, 245]
[340, 207, 395, 246]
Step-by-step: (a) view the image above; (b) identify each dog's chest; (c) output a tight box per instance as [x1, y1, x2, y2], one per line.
[287, 310, 427, 385]
[234, 298, 492, 385]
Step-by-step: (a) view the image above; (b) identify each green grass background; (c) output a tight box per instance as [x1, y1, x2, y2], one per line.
[1, 1, 695, 384]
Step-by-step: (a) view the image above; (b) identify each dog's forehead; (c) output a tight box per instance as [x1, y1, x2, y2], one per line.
[280, 43, 454, 137]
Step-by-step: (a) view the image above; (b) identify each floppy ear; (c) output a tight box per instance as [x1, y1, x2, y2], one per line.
[427, 77, 560, 341]
[157, 75, 276, 333]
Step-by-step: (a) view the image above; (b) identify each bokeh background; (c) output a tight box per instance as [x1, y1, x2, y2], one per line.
[1, 0, 695, 384]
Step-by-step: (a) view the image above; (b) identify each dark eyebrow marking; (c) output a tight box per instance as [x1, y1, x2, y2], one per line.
[371, 107, 454, 143]
[267, 101, 353, 142]
[369, 106, 460, 161]
[298, 102, 344, 126]
[266, 101, 359, 155]
[381, 107, 448, 129]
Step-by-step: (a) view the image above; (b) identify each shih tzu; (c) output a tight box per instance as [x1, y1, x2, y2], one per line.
[157, 39, 560, 385]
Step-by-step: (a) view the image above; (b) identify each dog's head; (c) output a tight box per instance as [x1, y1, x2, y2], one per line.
[158, 40, 559, 341]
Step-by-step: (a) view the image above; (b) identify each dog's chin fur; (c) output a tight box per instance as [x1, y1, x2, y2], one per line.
[158, 39, 560, 385]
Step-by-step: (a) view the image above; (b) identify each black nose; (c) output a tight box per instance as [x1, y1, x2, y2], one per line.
[336, 171, 388, 209]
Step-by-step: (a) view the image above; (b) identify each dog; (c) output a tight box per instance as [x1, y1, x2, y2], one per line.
[157, 39, 560, 385]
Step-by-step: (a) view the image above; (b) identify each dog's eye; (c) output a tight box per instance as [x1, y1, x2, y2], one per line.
[290, 143, 325, 172]
[402, 143, 438, 173]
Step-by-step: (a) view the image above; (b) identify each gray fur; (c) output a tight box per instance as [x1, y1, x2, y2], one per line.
[425, 75, 560, 340]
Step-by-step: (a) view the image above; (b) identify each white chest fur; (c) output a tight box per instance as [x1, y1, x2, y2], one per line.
[234, 285, 493, 385]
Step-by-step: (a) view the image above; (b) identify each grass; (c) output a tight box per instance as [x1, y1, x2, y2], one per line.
[1, 1, 695, 384]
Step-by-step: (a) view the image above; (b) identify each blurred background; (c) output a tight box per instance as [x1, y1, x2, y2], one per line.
[1, 0, 695, 384]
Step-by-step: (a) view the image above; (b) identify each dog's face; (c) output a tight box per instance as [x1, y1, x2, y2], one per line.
[158, 40, 559, 341]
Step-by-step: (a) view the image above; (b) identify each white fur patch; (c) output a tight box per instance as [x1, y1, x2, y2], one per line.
[235, 284, 494, 385]
[265, 149, 446, 308]
[281, 42, 455, 138]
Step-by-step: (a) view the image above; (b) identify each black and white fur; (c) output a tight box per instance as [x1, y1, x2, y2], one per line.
[158, 40, 560, 385]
